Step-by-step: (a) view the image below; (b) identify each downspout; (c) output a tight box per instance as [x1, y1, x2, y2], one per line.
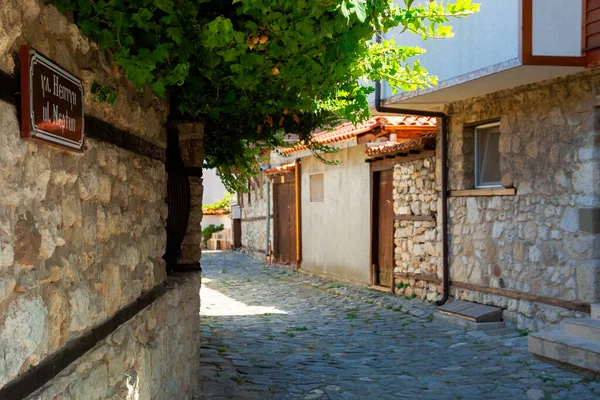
[294, 159, 302, 270]
[374, 73, 450, 306]
[265, 179, 271, 263]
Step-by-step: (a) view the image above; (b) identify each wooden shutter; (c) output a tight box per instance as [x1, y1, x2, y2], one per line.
[585, 0, 600, 67]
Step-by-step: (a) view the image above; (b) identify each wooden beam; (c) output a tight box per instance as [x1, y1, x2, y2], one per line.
[449, 188, 516, 197]
[369, 150, 435, 170]
[86, 116, 166, 162]
[0, 281, 168, 400]
[241, 215, 273, 222]
[394, 214, 436, 221]
[391, 273, 591, 313]
[451, 281, 591, 314]
[394, 273, 441, 284]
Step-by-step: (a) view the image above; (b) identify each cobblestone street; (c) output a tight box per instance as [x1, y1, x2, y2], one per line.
[197, 252, 600, 400]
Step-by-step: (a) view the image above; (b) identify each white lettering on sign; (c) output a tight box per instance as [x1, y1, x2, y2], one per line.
[53, 75, 77, 109]
[51, 104, 76, 133]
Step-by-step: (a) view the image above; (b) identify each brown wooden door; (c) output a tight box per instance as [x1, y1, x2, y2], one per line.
[274, 174, 297, 264]
[373, 169, 394, 287]
[233, 219, 241, 249]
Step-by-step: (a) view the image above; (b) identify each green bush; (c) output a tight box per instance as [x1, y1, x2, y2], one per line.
[202, 224, 224, 244]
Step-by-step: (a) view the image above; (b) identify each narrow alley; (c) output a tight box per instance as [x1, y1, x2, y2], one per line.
[197, 252, 600, 400]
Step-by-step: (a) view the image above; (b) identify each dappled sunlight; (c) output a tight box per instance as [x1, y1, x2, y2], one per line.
[201, 284, 287, 316]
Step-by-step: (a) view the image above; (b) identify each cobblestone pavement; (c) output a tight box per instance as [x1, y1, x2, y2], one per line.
[197, 251, 600, 400]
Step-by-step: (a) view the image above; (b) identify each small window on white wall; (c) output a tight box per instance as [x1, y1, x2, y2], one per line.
[310, 174, 324, 202]
[475, 123, 502, 188]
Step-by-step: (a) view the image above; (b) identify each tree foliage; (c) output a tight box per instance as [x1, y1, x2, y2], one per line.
[52, 0, 479, 191]
[203, 192, 234, 213]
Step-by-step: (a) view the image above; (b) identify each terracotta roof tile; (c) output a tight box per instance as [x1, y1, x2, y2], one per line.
[202, 209, 230, 215]
[263, 162, 296, 175]
[280, 116, 437, 155]
[365, 133, 436, 158]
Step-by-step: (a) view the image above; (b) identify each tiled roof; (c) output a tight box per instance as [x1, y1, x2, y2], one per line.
[365, 133, 437, 158]
[202, 209, 230, 215]
[280, 116, 437, 155]
[263, 162, 296, 175]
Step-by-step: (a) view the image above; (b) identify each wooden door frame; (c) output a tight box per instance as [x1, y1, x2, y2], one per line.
[272, 171, 297, 266]
[370, 163, 395, 289]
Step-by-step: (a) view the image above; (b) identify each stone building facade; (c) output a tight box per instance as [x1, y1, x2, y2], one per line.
[444, 70, 599, 330]
[395, 70, 599, 331]
[242, 72, 598, 332]
[0, 2, 201, 397]
[239, 169, 274, 261]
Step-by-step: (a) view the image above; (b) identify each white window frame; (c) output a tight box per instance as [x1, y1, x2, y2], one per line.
[474, 122, 502, 189]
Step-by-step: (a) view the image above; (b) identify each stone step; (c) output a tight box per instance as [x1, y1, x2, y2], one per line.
[564, 318, 600, 341]
[438, 300, 502, 323]
[528, 330, 600, 373]
[434, 311, 506, 331]
[591, 303, 600, 320]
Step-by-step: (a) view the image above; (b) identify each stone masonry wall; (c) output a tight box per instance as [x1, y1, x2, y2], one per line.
[240, 171, 273, 261]
[0, 1, 201, 395]
[440, 70, 599, 331]
[24, 274, 201, 400]
[392, 156, 441, 301]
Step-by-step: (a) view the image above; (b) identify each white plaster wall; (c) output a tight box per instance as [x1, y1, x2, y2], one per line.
[202, 168, 227, 204]
[383, 0, 520, 99]
[202, 214, 232, 243]
[300, 145, 371, 284]
[202, 214, 230, 229]
[532, 0, 582, 57]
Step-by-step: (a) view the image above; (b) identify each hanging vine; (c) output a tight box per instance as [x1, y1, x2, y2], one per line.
[52, 0, 479, 191]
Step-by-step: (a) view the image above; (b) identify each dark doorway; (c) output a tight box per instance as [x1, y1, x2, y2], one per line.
[372, 169, 394, 287]
[233, 218, 242, 249]
[273, 173, 297, 265]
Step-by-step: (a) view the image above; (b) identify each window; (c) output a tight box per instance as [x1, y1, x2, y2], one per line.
[310, 174, 324, 202]
[474, 123, 502, 188]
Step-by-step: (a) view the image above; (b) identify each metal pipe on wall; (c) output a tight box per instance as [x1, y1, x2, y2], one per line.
[374, 69, 450, 305]
[294, 159, 302, 269]
[265, 179, 271, 260]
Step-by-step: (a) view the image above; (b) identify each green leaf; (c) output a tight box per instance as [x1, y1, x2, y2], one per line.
[224, 92, 236, 103]
[151, 80, 166, 97]
[351, 0, 367, 22]
[209, 107, 220, 119]
[339, 32, 357, 54]
[97, 29, 116, 49]
[154, 0, 174, 14]
[112, 11, 128, 37]
[77, 0, 92, 15]
[132, 8, 153, 31]
[167, 27, 184, 45]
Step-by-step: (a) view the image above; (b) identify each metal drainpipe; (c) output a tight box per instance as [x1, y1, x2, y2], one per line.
[374, 78, 450, 306]
[265, 179, 271, 262]
[294, 159, 302, 271]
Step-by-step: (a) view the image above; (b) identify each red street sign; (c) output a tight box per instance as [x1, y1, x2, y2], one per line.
[20, 45, 84, 151]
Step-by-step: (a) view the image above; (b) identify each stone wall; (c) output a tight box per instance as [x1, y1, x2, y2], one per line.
[24, 274, 201, 400]
[240, 171, 273, 261]
[0, 1, 201, 395]
[439, 70, 599, 330]
[392, 156, 441, 301]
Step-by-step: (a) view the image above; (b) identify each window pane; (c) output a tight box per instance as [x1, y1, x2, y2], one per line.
[476, 125, 501, 187]
[310, 174, 324, 202]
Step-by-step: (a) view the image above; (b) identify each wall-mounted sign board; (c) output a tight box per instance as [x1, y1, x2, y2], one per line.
[20, 45, 84, 151]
